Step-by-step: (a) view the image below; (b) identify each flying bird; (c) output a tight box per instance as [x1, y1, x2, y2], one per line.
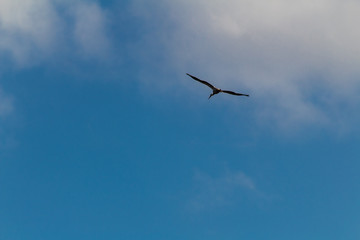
[186, 73, 249, 99]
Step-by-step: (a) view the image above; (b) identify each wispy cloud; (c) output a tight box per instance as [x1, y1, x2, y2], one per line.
[0, 88, 13, 118]
[0, 87, 15, 149]
[0, 0, 111, 66]
[72, 2, 111, 58]
[0, 1, 111, 147]
[0, 0, 61, 65]
[131, 0, 360, 131]
[189, 170, 261, 211]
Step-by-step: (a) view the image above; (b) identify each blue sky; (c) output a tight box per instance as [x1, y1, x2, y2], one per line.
[1, 0, 360, 239]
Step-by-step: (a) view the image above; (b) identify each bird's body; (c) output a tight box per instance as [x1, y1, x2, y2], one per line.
[186, 73, 249, 99]
[209, 88, 221, 99]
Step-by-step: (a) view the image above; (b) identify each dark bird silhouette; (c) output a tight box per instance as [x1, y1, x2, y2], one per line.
[186, 73, 249, 99]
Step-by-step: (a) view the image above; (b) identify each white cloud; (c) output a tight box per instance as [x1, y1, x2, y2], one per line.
[132, 0, 360, 130]
[0, 0, 111, 65]
[0, 0, 60, 65]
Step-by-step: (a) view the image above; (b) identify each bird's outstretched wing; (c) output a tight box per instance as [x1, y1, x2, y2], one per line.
[186, 73, 215, 90]
[221, 90, 249, 97]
